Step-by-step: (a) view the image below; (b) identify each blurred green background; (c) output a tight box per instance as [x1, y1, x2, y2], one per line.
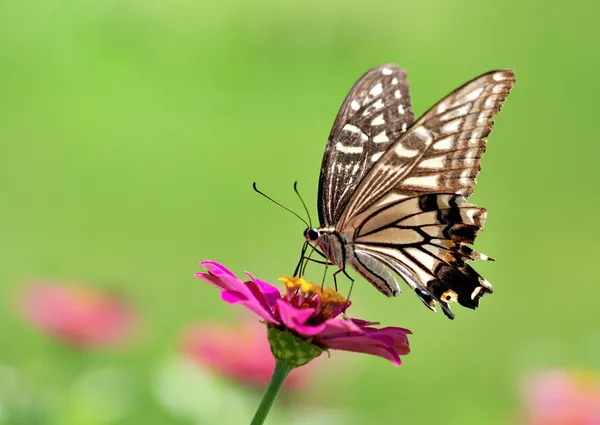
[1, 0, 599, 424]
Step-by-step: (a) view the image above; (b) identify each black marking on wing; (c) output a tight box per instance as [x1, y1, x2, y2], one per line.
[353, 194, 493, 319]
[318, 64, 414, 227]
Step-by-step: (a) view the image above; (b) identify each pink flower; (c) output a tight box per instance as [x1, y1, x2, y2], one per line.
[522, 369, 600, 425]
[182, 322, 314, 389]
[19, 282, 137, 349]
[195, 261, 411, 366]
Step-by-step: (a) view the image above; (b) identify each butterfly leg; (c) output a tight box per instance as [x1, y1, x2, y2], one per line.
[297, 256, 331, 290]
[320, 262, 329, 289]
[332, 269, 341, 292]
[294, 242, 328, 276]
[301, 257, 329, 265]
[293, 242, 309, 277]
[301, 244, 329, 276]
[333, 269, 355, 307]
[343, 269, 355, 308]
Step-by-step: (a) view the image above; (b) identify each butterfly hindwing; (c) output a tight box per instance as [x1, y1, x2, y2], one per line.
[351, 193, 492, 318]
[318, 64, 414, 226]
[352, 249, 401, 297]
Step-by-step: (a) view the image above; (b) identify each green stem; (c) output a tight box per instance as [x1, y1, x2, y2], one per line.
[250, 359, 294, 425]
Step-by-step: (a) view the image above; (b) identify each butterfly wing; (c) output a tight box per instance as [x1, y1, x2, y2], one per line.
[341, 70, 516, 319]
[318, 64, 414, 227]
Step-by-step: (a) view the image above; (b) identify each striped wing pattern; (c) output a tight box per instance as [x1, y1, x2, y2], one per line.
[352, 194, 491, 319]
[318, 64, 414, 227]
[341, 70, 516, 319]
[340, 70, 515, 225]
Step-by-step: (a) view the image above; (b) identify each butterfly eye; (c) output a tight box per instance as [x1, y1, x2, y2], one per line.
[304, 228, 320, 242]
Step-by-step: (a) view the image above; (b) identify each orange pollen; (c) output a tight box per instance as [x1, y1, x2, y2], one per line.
[320, 310, 333, 320]
[278, 276, 347, 310]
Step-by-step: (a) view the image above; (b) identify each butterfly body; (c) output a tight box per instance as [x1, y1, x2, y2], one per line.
[306, 64, 515, 319]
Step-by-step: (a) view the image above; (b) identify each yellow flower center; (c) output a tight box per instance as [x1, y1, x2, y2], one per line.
[278, 276, 347, 315]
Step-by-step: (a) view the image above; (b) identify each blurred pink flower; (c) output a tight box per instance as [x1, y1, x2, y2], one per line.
[522, 369, 600, 425]
[182, 322, 313, 389]
[195, 261, 411, 366]
[20, 282, 137, 349]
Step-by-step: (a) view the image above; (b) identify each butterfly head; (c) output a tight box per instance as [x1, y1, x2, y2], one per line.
[303, 227, 321, 242]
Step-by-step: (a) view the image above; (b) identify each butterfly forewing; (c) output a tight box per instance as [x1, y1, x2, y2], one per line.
[335, 69, 515, 319]
[339, 70, 515, 226]
[318, 64, 414, 226]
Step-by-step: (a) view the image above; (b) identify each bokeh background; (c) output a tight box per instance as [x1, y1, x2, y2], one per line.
[1, 0, 599, 424]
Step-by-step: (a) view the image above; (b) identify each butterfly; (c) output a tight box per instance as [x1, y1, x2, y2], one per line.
[302, 64, 515, 319]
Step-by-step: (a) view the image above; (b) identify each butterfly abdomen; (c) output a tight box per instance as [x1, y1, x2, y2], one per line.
[314, 229, 349, 270]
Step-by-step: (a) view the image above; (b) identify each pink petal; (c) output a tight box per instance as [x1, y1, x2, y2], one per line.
[363, 333, 410, 356]
[183, 322, 314, 390]
[522, 370, 600, 423]
[246, 272, 281, 310]
[196, 262, 280, 324]
[275, 300, 327, 337]
[351, 318, 380, 327]
[220, 290, 247, 303]
[19, 282, 137, 349]
[370, 324, 413, 335]
[315, 319, 411, 365]
[330, 301, 352, 318]
[194, 271, 229, 291]
[317, 317, 365, 337]
[200, 261, 237, 277]
[365, 329, 412, 357]
[325, 335, 404, 365]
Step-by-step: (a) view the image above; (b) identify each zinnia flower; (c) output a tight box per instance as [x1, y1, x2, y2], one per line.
[182, 322, 314, 389]
[195, 261, 411, 366]
[522, 369, 600, 425]
[19, 282, 137, 349]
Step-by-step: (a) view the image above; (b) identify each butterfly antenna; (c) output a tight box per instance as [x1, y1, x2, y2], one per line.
[293, 181, 313, 228]
[252, 182, 309, 227]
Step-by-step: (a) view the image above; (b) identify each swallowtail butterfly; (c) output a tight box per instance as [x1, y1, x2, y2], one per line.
[303, 64, 515, 319]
